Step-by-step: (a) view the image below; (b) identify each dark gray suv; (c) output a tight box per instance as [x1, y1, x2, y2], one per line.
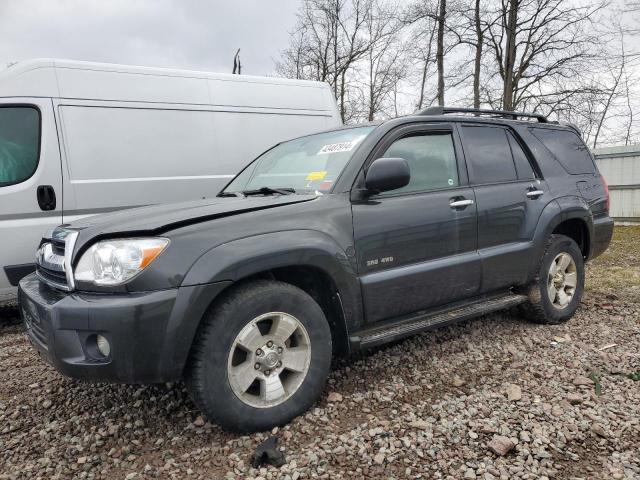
[19, 107, 613, 432]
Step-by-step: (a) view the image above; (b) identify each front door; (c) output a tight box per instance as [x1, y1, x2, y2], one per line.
[352, 124, 481, 323]
[0, 99, 63, 299]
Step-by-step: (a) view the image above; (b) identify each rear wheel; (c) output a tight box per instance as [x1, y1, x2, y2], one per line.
[186, 280, 332, 432]
[520, 234, 585, 324]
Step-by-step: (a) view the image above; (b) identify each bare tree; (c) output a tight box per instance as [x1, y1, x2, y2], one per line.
[404, 1, 438, 109]
[446, 0, 497, 108]
[484, 0, 606, 111]
[361, 1, 406, 120]
[276, 0, 388, 122]
[435, 0, 447, 105]
[405, 0, 463, 109]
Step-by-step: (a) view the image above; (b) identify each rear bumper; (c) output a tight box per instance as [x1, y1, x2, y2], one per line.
[18, 274, 231, 383]
[590, 215, 614, 260]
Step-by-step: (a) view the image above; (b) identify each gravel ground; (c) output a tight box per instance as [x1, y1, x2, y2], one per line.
[1, 228, 638, 480]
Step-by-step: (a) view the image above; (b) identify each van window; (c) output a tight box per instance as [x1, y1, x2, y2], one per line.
[0, 107, 40, 187]
[460, 125, 517, 184]
[381, 132, 458, 194]
[506, 131, 535, 180]
[530, 127, 594, 174]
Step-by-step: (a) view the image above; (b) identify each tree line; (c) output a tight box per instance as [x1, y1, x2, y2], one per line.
[276, 0, 640, 147]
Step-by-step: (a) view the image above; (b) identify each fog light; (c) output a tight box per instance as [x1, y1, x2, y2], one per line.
[96, 335, 111, 357]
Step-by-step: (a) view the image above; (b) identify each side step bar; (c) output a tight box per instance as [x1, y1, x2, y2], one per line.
[351, 292, 528, 349]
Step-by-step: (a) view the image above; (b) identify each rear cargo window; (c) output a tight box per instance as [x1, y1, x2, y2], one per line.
[0, 106, 40, 187]
[460, 125, 517, 184]
[530, 127, 594, 174]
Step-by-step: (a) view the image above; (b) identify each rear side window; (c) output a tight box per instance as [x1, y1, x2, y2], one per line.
[0, 107, 40, 187]
[460, 126, 516, 184]
[530, 127, 594, 174]
[506, 131, 535, 180]
[381, 132, 458, 194]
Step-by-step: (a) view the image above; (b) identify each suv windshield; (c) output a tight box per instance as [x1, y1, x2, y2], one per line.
[223, 126, 375, 195]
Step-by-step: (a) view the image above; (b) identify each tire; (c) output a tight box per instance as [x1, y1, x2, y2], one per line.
[519, 234, 585, 324]
[185, 279, 332, 432]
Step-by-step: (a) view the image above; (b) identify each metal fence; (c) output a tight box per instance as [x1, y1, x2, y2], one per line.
[592, 145, 640, 225]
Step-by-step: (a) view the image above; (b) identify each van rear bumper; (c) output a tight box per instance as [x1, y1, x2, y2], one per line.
[18, 274, 231, 383]
[590, 215, 614, 260]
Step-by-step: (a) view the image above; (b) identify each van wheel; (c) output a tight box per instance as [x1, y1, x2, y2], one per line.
[185, 280, 332, 432]
[519, 234, 585, 324]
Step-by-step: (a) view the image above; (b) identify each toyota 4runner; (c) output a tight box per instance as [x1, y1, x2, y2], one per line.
[19, 107, 613, 432]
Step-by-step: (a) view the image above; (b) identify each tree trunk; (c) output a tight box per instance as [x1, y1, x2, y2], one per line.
[473, 0, 483, 109]
[502, 0, 518, 111]
[436, 0, 446, 106]
[417, 25, 436, 110]
[368, 52, 375, 121]
[418, 59, 428, 110]
[340, 70, 347, 122]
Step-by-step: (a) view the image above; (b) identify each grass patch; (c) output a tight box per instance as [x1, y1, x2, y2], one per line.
[586, 226, 640, 301]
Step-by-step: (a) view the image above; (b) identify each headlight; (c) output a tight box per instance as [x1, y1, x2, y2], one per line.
[74, 238, 169, 286]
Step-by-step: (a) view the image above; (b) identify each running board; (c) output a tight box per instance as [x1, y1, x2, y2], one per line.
[352, 292, 528, 349]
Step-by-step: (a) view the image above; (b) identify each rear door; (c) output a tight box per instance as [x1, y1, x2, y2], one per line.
[0, 100, 62, 298]
[458, 124, 547, 292]
[352, 123, 480, 323]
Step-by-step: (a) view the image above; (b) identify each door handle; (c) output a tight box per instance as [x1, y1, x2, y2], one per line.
[37, 185, 57, 211]
[526, 189, 544, 199]
[449, 199, 474, 209]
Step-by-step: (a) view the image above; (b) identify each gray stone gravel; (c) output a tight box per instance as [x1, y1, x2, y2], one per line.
[0, 293, 638, 479]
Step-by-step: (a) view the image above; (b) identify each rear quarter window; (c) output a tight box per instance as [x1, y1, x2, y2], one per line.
[0, 106, 41, 187]
[530, 127, 594, 174]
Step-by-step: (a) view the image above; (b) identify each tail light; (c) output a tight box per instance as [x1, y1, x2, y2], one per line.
[602, 176, 610, 214]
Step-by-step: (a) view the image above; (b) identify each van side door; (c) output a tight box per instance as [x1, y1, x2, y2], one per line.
[352, 124, 481, 323]
[457, 124, 548, 292]
[0, 100, 63, 298]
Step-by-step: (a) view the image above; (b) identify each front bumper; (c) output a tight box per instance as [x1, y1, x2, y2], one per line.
[18, 274, 231, 383]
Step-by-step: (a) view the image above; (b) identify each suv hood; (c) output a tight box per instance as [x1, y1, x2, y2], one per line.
[67, 194, 318, 247]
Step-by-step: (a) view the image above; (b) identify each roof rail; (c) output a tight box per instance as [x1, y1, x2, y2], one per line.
[418, 106, 548, 123]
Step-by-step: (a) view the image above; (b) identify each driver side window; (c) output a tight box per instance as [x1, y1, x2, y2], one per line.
[381, 132, 458, 194]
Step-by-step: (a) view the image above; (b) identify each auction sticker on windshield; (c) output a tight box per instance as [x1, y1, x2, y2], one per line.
[317, 135, 366, 155]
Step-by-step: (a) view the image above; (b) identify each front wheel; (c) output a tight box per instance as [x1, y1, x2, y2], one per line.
[519, 234, 585, 324]
[186, 280, 332, 432]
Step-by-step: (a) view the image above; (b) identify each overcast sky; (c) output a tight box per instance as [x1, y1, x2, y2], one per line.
[0, 0, 300, 75]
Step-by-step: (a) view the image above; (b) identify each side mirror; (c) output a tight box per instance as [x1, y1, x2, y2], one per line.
[365, 157, 410, 194]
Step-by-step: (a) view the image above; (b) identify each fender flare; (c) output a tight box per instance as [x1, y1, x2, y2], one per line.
[181, 229, 363, 348]
[528, 196, 593, 278]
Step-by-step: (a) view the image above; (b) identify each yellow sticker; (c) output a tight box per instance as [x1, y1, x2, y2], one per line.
[306, 171, 327, 181]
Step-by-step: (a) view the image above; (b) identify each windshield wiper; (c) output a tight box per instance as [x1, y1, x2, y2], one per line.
[242, 187, 296, 196]
[217, 191, 240, 197]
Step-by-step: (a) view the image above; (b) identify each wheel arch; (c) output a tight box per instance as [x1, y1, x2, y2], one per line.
[181, 230, 361, 360]
[528, 197, 594, 281]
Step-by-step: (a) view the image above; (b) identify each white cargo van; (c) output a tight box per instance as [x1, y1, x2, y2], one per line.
[0, 59, 341, 301]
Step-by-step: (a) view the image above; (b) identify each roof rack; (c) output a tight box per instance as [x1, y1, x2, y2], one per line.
[418, 106, 548, 123]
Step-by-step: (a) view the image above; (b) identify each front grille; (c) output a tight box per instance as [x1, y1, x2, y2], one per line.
[36, 265, 68, 289]
[51, 238, 65, 257]
[35, 228, 78, 292]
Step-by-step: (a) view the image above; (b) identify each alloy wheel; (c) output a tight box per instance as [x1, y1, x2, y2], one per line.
[547, 252, 578, 309]
[227, 312, 311, 408]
